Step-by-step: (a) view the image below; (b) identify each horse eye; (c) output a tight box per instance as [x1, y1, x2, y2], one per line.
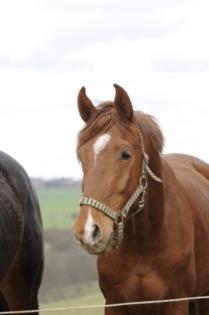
[120, 150, 131, 160]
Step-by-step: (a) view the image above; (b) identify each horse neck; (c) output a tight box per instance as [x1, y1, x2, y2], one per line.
[124, 151, 165, 252]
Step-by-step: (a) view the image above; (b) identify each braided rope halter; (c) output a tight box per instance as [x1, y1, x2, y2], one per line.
[80, 131, 162, 249]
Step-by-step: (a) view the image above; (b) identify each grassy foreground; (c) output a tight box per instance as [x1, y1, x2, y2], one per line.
[41, 292, 104, 315]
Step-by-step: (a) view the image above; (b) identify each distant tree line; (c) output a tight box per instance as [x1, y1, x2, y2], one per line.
[31, 177, 81, 189]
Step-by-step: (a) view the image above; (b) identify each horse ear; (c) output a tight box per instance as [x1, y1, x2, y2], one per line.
[113, 84, 133, 121]
[77, 87, 96, 122]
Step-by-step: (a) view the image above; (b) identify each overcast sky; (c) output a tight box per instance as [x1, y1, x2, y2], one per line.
[0, 0, 209, 179]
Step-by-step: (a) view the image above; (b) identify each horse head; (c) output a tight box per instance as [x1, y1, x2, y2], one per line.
[74, 85, 164, 254]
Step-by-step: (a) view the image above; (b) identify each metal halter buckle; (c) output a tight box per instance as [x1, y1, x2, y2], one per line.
[115, 212, 125, 225]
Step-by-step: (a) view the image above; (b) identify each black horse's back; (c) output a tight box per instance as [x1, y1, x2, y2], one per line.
[0, 151, 44, 313]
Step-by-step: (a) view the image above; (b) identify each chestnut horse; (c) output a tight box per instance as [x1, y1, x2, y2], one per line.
[74, 84, 209, 315]
[0, 151, 44, 314]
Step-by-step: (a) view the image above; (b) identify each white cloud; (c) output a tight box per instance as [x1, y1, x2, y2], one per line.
[150, 0, 209, 73]
[0, 0, 190, 69]
[0, 0, 208, 178]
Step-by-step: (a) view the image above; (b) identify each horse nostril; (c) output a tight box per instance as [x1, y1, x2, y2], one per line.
[92, 224, 101, 243]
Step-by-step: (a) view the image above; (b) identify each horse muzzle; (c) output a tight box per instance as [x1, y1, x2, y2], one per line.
[74, 214, 113, 255]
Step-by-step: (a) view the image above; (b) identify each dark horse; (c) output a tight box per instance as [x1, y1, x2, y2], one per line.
[0, 151, 44, 314]
[74, 85, 209, 314]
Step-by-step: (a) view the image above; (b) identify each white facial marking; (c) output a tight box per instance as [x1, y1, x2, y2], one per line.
[83, 208, 95, 245]
[93, 133, 111, 160]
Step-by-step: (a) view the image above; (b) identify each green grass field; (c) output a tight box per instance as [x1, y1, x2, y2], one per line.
[37, 186, 81, 229]
[41, 292, 104, 315]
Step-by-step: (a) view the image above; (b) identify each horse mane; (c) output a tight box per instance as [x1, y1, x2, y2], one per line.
[134, 111, 164, 153]
[77, 102, 164, 156]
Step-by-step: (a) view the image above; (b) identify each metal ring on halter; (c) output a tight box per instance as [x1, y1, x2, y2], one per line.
[114, 212, 125, 225]
[140, 175, 148, 190]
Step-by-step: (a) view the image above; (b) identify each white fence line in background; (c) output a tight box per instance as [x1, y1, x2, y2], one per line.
[0, 295, 209, 314]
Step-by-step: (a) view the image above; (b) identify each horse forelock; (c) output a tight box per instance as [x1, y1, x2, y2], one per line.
[77, 101, 164, 159]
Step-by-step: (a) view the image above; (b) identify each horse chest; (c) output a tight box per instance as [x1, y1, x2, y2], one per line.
[98, 257, 168, 303]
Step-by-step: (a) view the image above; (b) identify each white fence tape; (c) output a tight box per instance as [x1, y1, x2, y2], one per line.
[0, 295, 209, 314]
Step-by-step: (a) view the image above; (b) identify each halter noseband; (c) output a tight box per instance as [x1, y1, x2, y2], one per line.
[79, 133, 162, 248]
